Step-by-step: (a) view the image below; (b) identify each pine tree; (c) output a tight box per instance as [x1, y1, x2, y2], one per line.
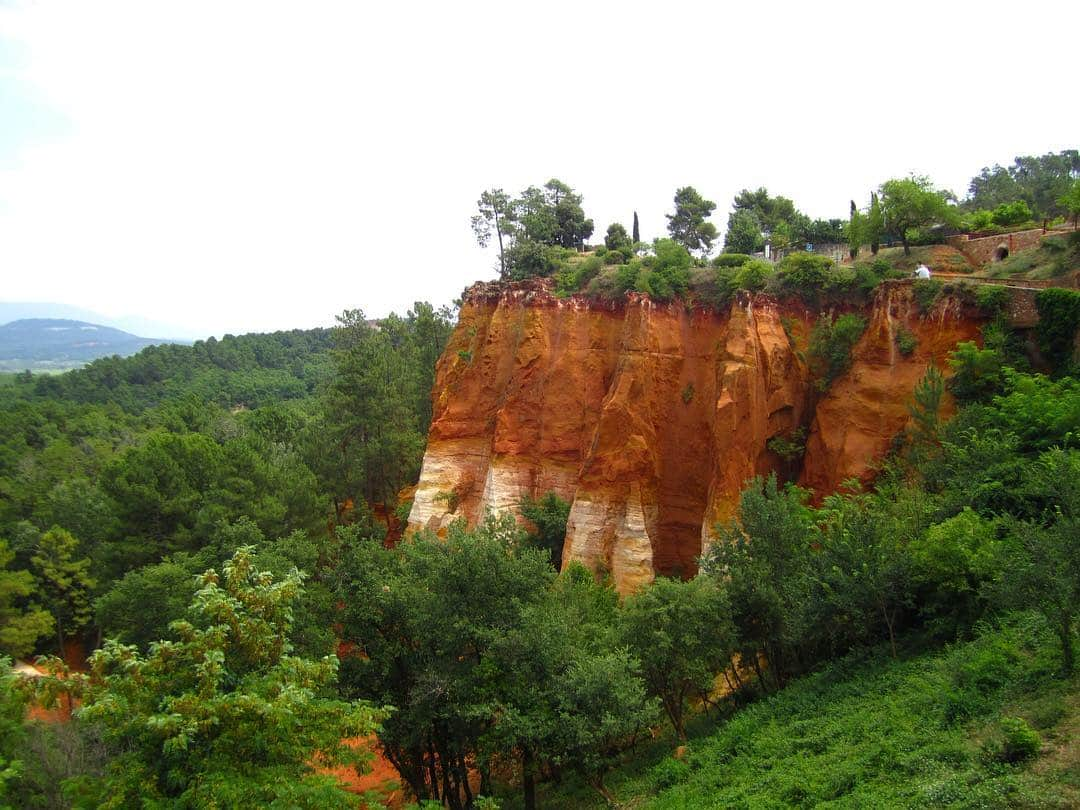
[632, 211, 640, 244]
[31, 528, 95, 658]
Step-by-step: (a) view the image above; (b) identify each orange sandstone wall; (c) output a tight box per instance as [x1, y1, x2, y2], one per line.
[407, 279, 983, 594]
[799, 285, 982, 494]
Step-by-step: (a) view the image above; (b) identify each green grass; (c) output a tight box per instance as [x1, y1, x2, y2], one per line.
[505, 614, 1079, 809]
[980, 233, 1080, 281]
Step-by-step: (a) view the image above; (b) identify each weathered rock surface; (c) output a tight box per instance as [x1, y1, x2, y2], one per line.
[408, 279, 984, 594]
[799, 285, 982, 495]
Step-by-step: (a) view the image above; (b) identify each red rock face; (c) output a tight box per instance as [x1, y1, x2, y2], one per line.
[799, 285, 982, 495]
[407, 279, 982, 594]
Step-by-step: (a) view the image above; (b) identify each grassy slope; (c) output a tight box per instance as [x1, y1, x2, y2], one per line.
[512, 614, 1078, 809]
[980, 232, 1080, 281]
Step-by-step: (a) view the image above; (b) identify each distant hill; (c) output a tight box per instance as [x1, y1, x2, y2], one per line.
[0, 318, 185, 371]
[0, 302, 204, 341]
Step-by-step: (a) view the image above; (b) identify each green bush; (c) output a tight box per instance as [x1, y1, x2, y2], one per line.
[895, 327, 917, 357]
[947, 341, 1006, 403]
[712, 253, 753, 268]
[992, 201, 1033, 227]
[688, 267, 736, 308]
[808, 313, 867, 390]
[964, 209, 998, 233]
[555, 255, 606, 296]
[594, 245, 608, 257]
[652, 756, 691, 789]
[604, 249, 627, 266]
[1035, 288, 1080, 371]
[503, 239, 565, 280]
[774, 252, 859, 304]
[995, 716, 1041, 763]
[912, 279, 944, 314]
[975, 285, 1010, 316]
[733, 258, 773, 292]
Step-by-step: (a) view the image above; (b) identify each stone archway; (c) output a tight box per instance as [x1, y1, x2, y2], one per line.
[992, 245, 1009, 262]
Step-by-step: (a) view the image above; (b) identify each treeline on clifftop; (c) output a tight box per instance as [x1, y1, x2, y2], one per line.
[472, 150, 1080, 298]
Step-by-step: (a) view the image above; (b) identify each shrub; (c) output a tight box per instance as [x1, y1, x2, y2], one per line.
[688, 267, 736, 309]
[651, 756, 691, 789]
[975, 285, 1009, 316]
[991, 200, 1033, 227]
[895, 327, 917, 357]
[1035, 288, 1080, 371]
[519, 492, 570, 569]
[594, 245, 608, 257]
[808, 313, 867, 390]
[947, 341, 1006, 403]
[912, 279, 944, 314]
[870, 257, 893, 276]
[503, 239, 565, 280]
[681, 383, 695, 404]
[778, 252, 834, 290]
[964, 209, 997, 233]
[604, 249, 627, 265]
[733, 258, 773, 292]
[456, 350, 472, 364]
[995, 716, 1041, 763]
[712, 253, 753, 268]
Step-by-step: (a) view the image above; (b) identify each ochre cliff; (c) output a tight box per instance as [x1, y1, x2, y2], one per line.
[799, 286, 982, 494]
[407, 279, 985, 594]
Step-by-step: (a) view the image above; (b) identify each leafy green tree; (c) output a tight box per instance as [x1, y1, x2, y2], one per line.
[702, 476, 818, 689]
[483, 569, 652, 809]
[0, 657, 30, 807]
[724, 209, 765, 254]
[1035, 288, 1080, 372]
[667, 186, 718, 255]
[909, 508, 999, 637]
[948, 341, 1007, 404]
[31, 528, 94, 657]
[0, 540, 52, 659]
[513, 180, 594, 250]
[992, 449, 1080, 675]
[967, 151, 1079, 220]
[867, 191, 884, 254]
[632, 210, 640, 243]
[47, 546, 383, 807]
[1059, 178, 1080, 228]
[618, 577, 734, 740]
[846, 200, 865, 259]
[604, 223, 631, 252]
[95, 556, 200, 651]
[879, 176, 958, 254]
[545, 179, 594, 249]
[520, 492, 571, 569]
[816, 492, 914, 658]
[335, 514, 554, 808]
[471, 188, 514, 276]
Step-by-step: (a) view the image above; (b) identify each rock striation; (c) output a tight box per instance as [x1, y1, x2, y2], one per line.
[407, 278, 983, 594]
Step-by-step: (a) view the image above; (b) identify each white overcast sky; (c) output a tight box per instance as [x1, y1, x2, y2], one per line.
[1, 1, 1077, 338]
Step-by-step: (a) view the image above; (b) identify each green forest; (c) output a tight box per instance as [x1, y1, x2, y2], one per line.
[2, 152, 1080, 809]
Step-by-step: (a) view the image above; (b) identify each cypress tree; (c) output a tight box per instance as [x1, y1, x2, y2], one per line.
[868, 192, 883, 255]
[632, 211, 640, 244]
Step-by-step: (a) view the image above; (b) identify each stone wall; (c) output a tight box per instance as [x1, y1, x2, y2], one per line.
[946, 228, 1054, 267]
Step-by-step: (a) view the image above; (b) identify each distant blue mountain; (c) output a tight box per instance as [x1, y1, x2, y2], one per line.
[0, 318, 186, 371]
[0, 302, 204, 341]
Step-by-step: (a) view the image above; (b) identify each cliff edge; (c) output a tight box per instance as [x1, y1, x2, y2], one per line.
[407, 279, 983, 593]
